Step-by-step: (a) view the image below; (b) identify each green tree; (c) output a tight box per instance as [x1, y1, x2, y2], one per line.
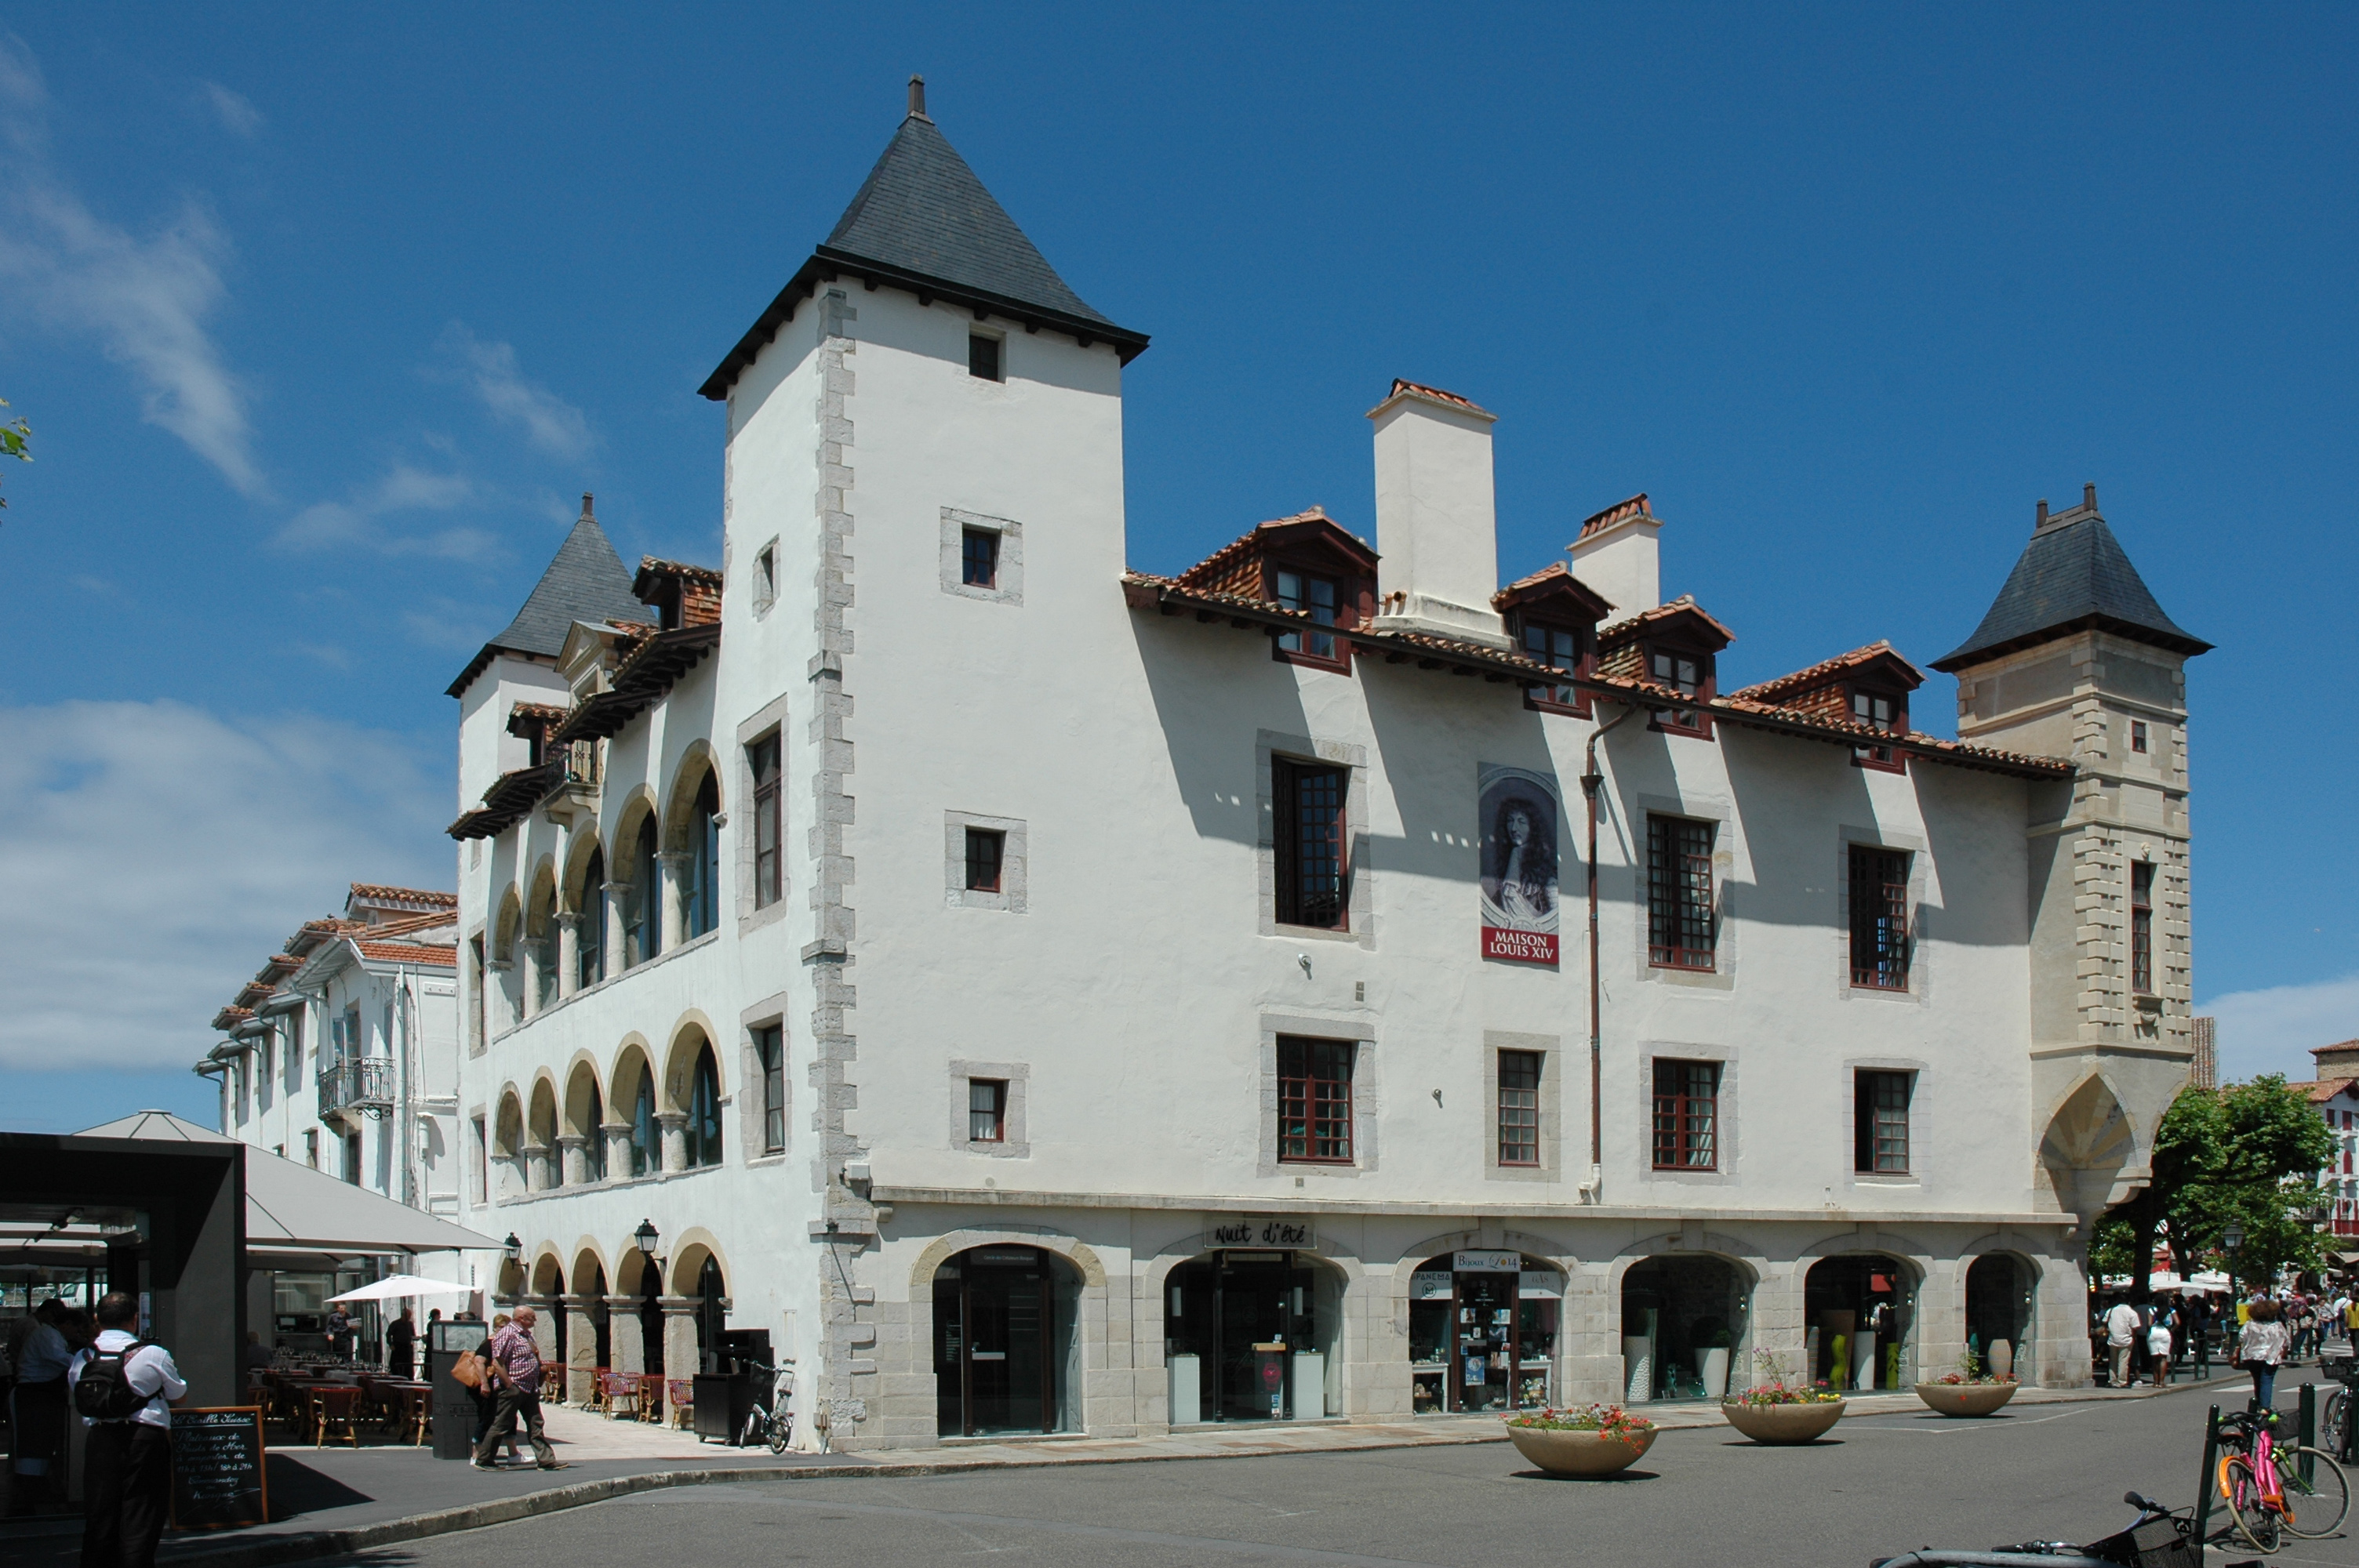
[0, 396, 28, 510]
[2104, 1075, 2332, 1296]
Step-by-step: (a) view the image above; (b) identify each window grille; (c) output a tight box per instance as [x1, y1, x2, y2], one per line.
[965, 827, 1005, 893]
[1278, 1036, 1354, 1163]
[1652, 1058, 1720, 1169]
[2131, 862, 2154, 994]
[968, 1078, 1007, 1142]
[1848, 845, 1911, 989]
[1854, 1069, 1914, 1174]
[1274, 760, 1347, 929]
[961, 527, 999, 588]
[1498, 1050, 1541, 1166]
[1646, 815, 1715, 969]
[1274, 570, 1340, 661]
[751, 736, 782, 909]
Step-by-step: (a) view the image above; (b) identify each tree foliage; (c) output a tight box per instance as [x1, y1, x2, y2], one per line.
[2103, 1075, 2334, 1292]
[0, 395, 28, 510]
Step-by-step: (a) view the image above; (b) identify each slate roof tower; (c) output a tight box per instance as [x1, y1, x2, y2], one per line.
[1939, 485, 2208, 1236]
[448, 495, 654, 697]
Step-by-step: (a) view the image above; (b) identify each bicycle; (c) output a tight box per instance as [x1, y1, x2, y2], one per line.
[735, 1359, 794, 1454]
[1875, 1488, 2205, 1568]
[2214, 1406, 2350, 1551]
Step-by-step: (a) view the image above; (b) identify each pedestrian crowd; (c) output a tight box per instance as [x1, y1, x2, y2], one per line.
[2092, 1279, 2359, 1411]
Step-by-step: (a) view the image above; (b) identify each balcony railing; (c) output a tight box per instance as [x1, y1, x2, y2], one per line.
[318, 1057, 394, 1120]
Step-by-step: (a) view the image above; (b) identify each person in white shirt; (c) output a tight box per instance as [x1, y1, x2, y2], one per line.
[2146, 1312, 2175, 1386]
[67, 1293, 184, 1568]
[2104, 1298, 2142, 1388]
[8, 1300, 78, 1514]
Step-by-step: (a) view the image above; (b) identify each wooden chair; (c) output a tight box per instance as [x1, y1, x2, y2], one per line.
[667, 1379, 694, 1431]
[310, 1385, 362, 1448]
[637, 1376, 664, 1424]
[582, 1365, 609, 1413]
[600, 1370, 641, 1421]
[398, 1385, 433, 1446]
[540, 1360, 565, 1403]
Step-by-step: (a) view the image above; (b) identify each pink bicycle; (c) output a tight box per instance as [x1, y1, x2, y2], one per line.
[2216, 1406, 2348, 1552]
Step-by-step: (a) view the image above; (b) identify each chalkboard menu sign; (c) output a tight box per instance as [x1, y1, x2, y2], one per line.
[169, 1406, 267, 1530]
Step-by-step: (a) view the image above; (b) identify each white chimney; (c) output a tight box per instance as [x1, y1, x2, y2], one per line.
[1568, 495, 1660, 622]
[1367, 380, 1510, 648]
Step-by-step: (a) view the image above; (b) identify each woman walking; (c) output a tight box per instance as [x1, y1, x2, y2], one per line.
[2239, 1297, 2288, 1411]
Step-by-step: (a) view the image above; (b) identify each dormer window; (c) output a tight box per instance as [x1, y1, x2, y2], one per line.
[1519, 619, 1590, 715]
[1274, 568, 1343, 668]
[1850, 687, 1907, 771]
[1648, 645, 1711, 735]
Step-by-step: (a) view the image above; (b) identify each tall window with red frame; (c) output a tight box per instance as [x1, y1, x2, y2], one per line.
[751, 734, 783, 909]
[1274, 760, 1347, 928]
[1652, 1059, 1719, 1170]
[1497, 1050, 1541, 1166]
[1278, 1036, 1354, 1163]
[2130, 861, 2154, 994]
[1848, 845, 1911, 989]
[1646, 815, 1714, 969]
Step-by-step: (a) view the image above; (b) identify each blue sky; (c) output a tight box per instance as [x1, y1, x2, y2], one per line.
[1, 5, 2351, 1131]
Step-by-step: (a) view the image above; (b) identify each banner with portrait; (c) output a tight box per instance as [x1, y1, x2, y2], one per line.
[1478, 764, 1562, 966]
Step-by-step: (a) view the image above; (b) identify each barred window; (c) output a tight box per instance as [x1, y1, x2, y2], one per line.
[1278, 1036, 1354, 1163]
[1498, 1050, 1541, 1166]
[750, 735, 783, 909]
[961, 527, 999, 588]
[2130, 862, 2154, 995]
[1848, 845, 1910, 989]
[1652, 1058, 1719, 1170]
[1274, 760, 1347, 929]
[1854, 1069, 1914, 1174]
[1646, 815, 1715, 970]
[965, 827, 1005, 893]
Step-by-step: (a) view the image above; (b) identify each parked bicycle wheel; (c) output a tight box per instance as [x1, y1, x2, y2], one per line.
[768, 1412, 791, 1454]
[2323, 1386, 2351, 1457]
[2278, 1446, 2351, 1538]
[2221, 1455, 2283, 1553]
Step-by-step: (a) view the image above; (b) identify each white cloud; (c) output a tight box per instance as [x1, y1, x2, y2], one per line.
[201, 81, 262, 139]
[0, 700, 450, 1073]
[434, 323, 592, 459]
[2200, 972, 2359, 1084]
[0, 37, 267, 497]
[276, 463, 493, 557]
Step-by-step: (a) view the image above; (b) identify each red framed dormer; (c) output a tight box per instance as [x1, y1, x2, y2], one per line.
[1175, 507, 1379, 674]
[1728, 641, 1924, 773]
[1596, 597, 1735, 739]
[1493, 564, 1613, 718]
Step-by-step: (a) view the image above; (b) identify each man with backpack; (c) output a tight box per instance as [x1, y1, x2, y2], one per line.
[67, 1293, 184, 1568]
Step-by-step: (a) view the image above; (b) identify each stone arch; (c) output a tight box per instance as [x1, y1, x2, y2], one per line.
[526, 1073, 560, 1187]
[661, 1014, 724, 1112]
[528, 1248, 565, 1298]
[610, 1035, 660, 1178]
[562, 829, 605, 916]
[569, 1240, 612, 1293]
[492, 884, 523, 964]
[667, 1227, 735, 1298]
[493, 1086, 525, 1159]
[662, 742, 725, 942]
[524, 855, 558, 937]
[609, 782, 660, 852]
[661, 742, 725, 849]
[562, 1051, 605, 1137]
[908, 1228, 1110, 1292]
[2039, 1070, 2142, 1224]
[1610, 1240, 1762, 1403]
[613, 1242, 660, 1297]
[1796, 1240, 1932, 1391]
[1961, 1248, 2043, 1380]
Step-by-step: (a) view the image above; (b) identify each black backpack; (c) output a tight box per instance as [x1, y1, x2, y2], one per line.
[73, 1340, 154, 1421]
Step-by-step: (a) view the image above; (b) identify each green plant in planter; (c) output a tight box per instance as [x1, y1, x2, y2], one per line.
[1727, 1348, 1844, 1406]
[1505, 1403, 1656, 1444]
[1929, 1346, 2016, 1387]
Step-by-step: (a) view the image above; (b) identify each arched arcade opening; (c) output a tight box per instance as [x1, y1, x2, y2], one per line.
[1163, 1246, 1346, 1424]
[1620, 1254, 1751, 1403]
[1965, 1254, 2037, 1379]
[932, 1245, 1083, 1437]
[1407, 1250, 1565, 1415]
[1805, 1254, 1918, 1390]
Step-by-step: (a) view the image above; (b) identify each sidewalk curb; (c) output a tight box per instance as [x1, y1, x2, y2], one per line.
[150, 1370, 2275, 1568]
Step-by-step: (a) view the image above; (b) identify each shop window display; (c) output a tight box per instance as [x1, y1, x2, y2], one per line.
[1407, 1252, 1561, 1414]
[1964, 1254, 2035, 1379]
[934, 1247, 1081, 1437]
[1803, 1254, 1916, 1389]
[1619, 1254, 1750, 1402]
[1164, 1251, 1343, 1422]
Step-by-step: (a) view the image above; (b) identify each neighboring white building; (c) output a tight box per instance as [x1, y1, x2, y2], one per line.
[442, 85, 2209, 1449]
[2293, 1040, 2359, 1243]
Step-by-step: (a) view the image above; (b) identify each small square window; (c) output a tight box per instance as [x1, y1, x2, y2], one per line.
[965, 827, 1005, 892]
[961, 528, 999, 590]
[753, 543, 776, 612]
[969, 1078, 1007, 1142]
[1497, 1050, 1541, 1167]
[969, 333, 1002, 382]
[2130, 720, 2148, 753]
[1854, 1069, 1914, 1174]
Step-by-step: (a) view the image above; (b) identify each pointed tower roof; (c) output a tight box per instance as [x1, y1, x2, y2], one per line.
[700, 77, 1148, 399]
[446, 495, 655, 696]
[1931, 485, 2211, 673]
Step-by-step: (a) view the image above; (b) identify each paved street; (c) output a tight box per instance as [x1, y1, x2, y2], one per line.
[322, 1383, 2359, 1568]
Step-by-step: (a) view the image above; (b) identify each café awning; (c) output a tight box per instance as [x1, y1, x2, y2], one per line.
[77, 1111, 500, 1255]
[328, 1273, 477, 1304]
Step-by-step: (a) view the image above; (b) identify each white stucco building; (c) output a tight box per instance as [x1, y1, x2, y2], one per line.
[441, 83, 2210, 1448]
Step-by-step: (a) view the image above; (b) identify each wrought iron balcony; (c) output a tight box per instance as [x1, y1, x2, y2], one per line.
[318, 1057, 394, 1120]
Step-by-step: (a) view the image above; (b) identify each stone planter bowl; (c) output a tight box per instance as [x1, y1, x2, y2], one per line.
[1505, 1421, 1659, 1476]
[1719, 1399, 1846, 1443]
[1914, 1381, 2018, 1417]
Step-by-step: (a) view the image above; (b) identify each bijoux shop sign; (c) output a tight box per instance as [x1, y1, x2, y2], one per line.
[1211, 1218, 1315, 1248]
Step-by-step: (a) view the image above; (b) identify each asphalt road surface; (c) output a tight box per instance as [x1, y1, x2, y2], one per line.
[333, 1386, 2359, 1568]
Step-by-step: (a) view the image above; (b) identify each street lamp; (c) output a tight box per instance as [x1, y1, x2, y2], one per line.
[503, 1232, 522, 1265]
[634, 1219, 660, 1258]
[2225, 1221, 2245, 1254]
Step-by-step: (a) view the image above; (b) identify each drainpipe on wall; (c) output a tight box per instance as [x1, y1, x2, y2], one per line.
[1579, 702, 1637, 1204]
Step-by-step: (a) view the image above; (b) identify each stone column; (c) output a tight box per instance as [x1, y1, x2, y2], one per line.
[657, 1112, 689, 1174]
[602, 1120, 634, 1180]
[522, 938, 547, 1017]
[522, 1138, 551, 1192]
[557, 1134, 587, 1189]
[521, 1297, 558, 1361]
[602, 879, 630, 973]
[561, 1294, 600, 1404]
[657, 850, 691, 949]
[554, 913, 580, 1000]
[660, 1294, 703, 1381]
[486, 956, 513, 1032]
[605, 1297, 645, 1376]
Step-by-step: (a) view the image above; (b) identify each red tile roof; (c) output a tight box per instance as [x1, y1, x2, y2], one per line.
[1597, 594, 1739, 648]
[353, 941, 457, 967]
[635, 556, 724, 587]
[1730, 641, 1926, 705]
[1490, 561, 1615, 616]
[1381, 378, 1490, 415]
[1170, 508, 1379, 595]
[348, 884, 458, 908]
[1576, 493, 1652, 541]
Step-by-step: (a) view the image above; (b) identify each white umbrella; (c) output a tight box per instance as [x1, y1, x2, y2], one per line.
[327, 1274, 476, 1304]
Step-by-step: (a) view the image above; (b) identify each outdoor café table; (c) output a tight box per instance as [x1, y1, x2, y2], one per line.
[385, 1381, 433, 1445]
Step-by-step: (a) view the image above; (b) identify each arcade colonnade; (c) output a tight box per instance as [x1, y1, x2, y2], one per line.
[837, 1208, 2087, 1450]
